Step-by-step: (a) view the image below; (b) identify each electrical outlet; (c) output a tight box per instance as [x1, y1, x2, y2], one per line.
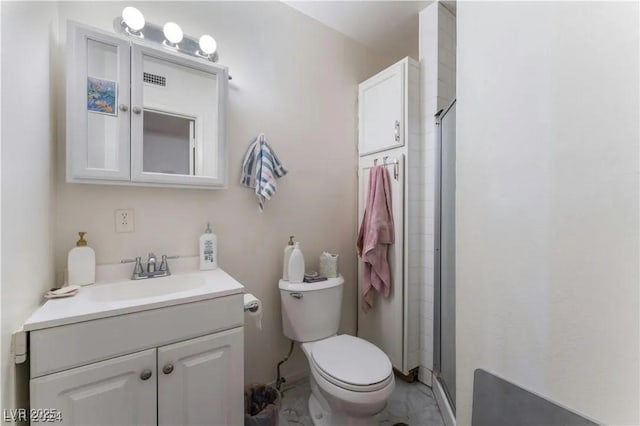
[115, 209, 134, 233]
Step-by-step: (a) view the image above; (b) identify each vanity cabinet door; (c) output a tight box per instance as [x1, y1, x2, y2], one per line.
[358, 60, 405, 156]
[30, 349, 156, 426]
[157, 327, 244, 426]
[67, 24, 131, 182]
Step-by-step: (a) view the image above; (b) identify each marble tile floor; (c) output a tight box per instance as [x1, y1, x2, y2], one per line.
[279, 376, 445, 426]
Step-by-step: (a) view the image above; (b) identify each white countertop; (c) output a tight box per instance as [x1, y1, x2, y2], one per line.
[24, 258, 245, 331]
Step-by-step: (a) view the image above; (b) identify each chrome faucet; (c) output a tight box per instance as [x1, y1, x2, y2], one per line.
[147, 253, 157, 274]
[122, 254, 178, 280]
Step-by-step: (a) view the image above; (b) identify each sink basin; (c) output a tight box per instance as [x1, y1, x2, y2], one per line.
[90, 273, 206, 303]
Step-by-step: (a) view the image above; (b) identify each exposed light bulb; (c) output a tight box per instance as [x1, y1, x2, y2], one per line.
[198, 35, 217, 55]
[163, 22, 183, 44]
[121, 7, 145, 32]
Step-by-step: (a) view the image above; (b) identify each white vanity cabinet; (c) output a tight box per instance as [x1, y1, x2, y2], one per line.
[67, 22, 228, 189]
[28, 291, 244, 426]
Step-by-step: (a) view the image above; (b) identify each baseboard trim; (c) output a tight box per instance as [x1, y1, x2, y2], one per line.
[418, 366, 433, 387]
[266, 370, 308, 391]
[433, 374, 456, 426]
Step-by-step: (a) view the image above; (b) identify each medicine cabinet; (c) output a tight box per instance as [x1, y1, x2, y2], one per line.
[66, 22, 228, 189]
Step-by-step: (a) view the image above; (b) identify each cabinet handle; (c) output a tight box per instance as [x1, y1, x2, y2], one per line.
[118, 104, 129, 112]
[394, 120, 400, 143]
[163, 364, 174, 375]
[132, 106, 142, 114]
[140, 369, 152, 381]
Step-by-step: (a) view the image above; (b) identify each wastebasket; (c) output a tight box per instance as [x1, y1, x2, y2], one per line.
[244, 384, 282, 426]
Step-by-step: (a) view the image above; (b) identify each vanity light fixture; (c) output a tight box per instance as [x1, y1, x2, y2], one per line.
[121, 6, 145, 35]
[162, 22, 183, 46]
[198, 34, 217, 58]
[113, 8, 221, 65]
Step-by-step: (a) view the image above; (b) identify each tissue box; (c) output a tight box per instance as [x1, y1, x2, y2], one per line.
[319, 252, 339, 278]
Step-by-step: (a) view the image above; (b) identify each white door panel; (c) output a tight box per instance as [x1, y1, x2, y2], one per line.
[358, 62, 404, 155]
[30, 349, 156, 426]
[357, 155, 405, 371]
[158, 328, 244, 426]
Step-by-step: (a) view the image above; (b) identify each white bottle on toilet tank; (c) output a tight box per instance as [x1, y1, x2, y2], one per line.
[282, 236, 295, 280]
[287, 242, 305, 283]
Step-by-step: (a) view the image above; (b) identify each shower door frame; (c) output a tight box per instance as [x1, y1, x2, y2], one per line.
[433, 99, 456, 414]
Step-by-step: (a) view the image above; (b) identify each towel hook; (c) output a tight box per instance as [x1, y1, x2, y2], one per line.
[374, 158, 378, 166]
[383, 156, 389, 166]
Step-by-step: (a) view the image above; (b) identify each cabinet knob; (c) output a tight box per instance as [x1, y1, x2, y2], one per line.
[118, 104, 129, 112]
[163, 364, 174, 375]
[140, 369, 152, 381]
[132, 106, 142, 114]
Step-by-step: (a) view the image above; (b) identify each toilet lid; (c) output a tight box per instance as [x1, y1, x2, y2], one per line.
[311, 335, 392, 387]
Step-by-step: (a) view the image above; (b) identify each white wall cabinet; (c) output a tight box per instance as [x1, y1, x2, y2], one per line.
[357, 57, 421, 377]
[358, 60, 405, 155]
[67, 22, 228, 189]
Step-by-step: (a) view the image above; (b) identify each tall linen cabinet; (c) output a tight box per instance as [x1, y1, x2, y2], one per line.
[357, 57, 422, 376]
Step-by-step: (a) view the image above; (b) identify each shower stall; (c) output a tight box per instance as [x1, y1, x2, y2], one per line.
[434, 99, 456, 414]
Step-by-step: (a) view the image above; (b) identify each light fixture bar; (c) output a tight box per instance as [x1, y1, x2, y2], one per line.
[113, 17, 219, 63]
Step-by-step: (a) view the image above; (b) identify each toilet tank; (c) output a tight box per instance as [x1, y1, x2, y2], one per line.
[279, 276, 344, 342]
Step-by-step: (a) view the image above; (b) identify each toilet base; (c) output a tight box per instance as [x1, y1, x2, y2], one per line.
[308, 393, 382, 426]
[308, 393, 330, 426]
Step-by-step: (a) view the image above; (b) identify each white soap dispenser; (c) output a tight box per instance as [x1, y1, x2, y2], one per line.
[282, 236, 295, 280]
[287, 242, 305, 284]
[199, 223, 217, 270]
[67, 232, 96, 286]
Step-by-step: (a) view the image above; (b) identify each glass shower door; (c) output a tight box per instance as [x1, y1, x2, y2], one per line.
[435, 100, 456, 411]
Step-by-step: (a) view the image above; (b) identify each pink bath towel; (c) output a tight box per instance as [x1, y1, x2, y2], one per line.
[357, 165, 394, 312]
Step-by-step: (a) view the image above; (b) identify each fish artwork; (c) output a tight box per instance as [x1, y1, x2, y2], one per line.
[87, 77, 117, 115]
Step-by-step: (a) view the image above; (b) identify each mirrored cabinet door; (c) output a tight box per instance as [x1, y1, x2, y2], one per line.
[67, 24, 131, 181]
[130, 46, 227, 188]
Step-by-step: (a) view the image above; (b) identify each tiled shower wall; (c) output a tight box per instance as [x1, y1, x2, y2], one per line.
[418, 2, 456, 386]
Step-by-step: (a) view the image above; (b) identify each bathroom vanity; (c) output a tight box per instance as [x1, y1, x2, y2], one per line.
[23, 261, 244, 426]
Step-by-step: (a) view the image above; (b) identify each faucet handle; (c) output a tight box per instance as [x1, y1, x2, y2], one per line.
[122, 257, 143, 275]
[158, 255, 179, 273]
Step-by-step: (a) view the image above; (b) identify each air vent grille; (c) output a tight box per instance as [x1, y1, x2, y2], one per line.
[143, 72, 166, 87]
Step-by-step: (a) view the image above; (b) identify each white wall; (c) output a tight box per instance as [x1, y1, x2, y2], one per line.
[457, 2, 639, 425]
[54, 1, 385, 386]
[417, 1, 456, 386]
[1, 1, 58, 413]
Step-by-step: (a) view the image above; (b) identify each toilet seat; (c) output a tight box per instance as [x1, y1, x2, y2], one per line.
[309, 335, 393, 392]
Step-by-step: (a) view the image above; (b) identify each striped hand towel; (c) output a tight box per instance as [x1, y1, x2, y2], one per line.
[241, 134, 288, 211]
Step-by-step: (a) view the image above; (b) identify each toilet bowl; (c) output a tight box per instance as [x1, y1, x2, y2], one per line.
[302, 335, 395, 425]
[279, 277, 395, 425]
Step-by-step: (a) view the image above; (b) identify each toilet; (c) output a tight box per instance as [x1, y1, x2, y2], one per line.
[279, 276, 395, 426]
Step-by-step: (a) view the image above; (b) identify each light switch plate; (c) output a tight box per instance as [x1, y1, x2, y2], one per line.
[115, 209, 134, 233]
